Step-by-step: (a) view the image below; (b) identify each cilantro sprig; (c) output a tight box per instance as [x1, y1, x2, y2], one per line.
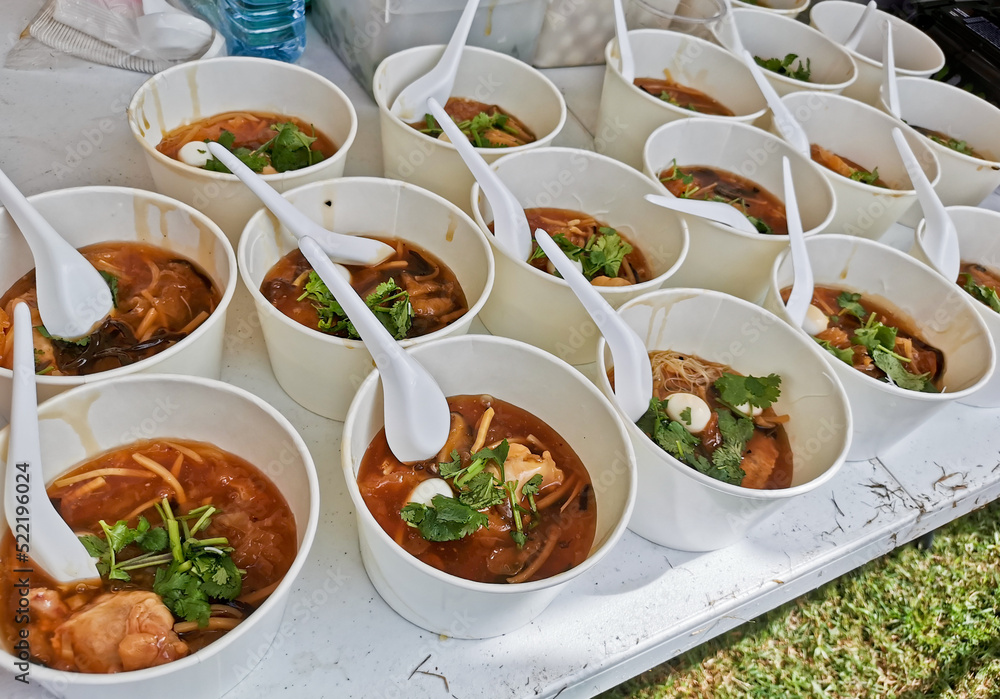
[754, 53, 812, 82]
[658, 91, 699, 112]
[849, 166, 881, 186]
[529, 227, 634, 280]
[419, 110, 520, 148]
[713, 372, 782, 412]
[930, 134, 974, 156]
[850, 312, 937, 392]
[961, 272, 1000, 313]
[202, 123, 325, 174]
[297, 272, 414, 340]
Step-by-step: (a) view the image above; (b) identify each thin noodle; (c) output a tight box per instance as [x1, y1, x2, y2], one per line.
[163, 441, 204, 463]
[292, 270, 310, 287]
[237, 580, 281, 605]
[471, 408, 495, 452]
[560, 479, 586, 514]
[62, 476, 107, 502]
[209, 604, 244, 618]
[179, 310, 209, 336]
[54, 468, 151, 488]
[173, 617, 240, 634]
[122, 496, 164, 523]
[535, 476, 577, 511]
[131, 453, 187, 504]
[649, 350, 727, 402]
[135, 307, 159, 342]
[506, 527, 562, 583]
[371, 260, 409, 272]
[169, 452, 184, 478]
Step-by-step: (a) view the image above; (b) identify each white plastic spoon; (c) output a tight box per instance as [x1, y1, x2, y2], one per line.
[613, 0, 635, 83]
[0, 166, 112, 341]
[390, 0, 480, 120]
[426, 97, 533, 261]
[843, 0, 878, 52]
[137, 0, 213, 61]
[533, 230, 652, 422]
[4, 304, 101, 584]
[780, 156, 814, 330]
[741, 49, 811, 157]
[890, 127, 960, 280]
[881, 20, 901, 118]
[206, 142, 395, 267]
[644, 194, 759, 235]
[298, 236, 451, 463]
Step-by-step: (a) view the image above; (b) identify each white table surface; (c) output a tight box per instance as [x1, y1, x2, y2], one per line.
[3, 3, 1000, 698]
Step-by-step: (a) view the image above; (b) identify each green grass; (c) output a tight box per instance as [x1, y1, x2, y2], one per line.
[601, 501, 1000, 699]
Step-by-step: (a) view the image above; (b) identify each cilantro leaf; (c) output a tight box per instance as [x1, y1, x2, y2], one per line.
[851, 316, 897, 355]
[961, 273, 1000, 313]
[472, 440, 510, 471]
[815, 337, 854, 365]
[135, 523, 169, 553]
[419, 113, 443, 137]
[365, 279, 414, 340]
[872, 348, 937, 393]
[400, 495, 488, 542]
[457, 471, 506, 510]
[438, 450, 463, 479]
[754, 53, 811, 82]
[196, 555, 243, 600]
[707, 409, 753, 485]
[104, 520, 136, 553]
[99, 271, 119, 308]
[930, 134, 974, 156]
[849, 166, 881, 185]
[582, 227, 633, 278]
[269, 122, 322, 172]
[217, 130, 235, 149]
[521, 473, 544, 512]
[637, 397, 711, 472]
[746, 215, 774, 235]
[679, 406, 692, 426]
[836, 291, 868, 320]
[713, 372, 782, 411]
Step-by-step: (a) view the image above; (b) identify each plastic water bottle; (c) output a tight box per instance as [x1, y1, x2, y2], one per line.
[220, 0, 306, 62]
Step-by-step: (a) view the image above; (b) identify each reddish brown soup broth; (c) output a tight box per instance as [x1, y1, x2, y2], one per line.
[357, 395, 597, 584]
[0, 242, 220, 376]
[260, 239, 469, 339]
[408, 97, 536, 147]
[911, 125, 985, 159]
[658, 165, 788, 235]
[632, 78, 735, 116]
[960, 262, 1000, 309]
[156, 111, 337, 165]
[0, 439, 296, 670]
[810, 144, 889, 188]
[783, 285, 945, 386]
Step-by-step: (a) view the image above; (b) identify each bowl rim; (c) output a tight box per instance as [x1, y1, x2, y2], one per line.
[126, 56, 359, 184]
[731, 0, 810, 12]
[372, 44, 568, 155]
[0, 373, 321, 685]
[642, 117, 838, 239]
[237, 176, 497, 350]
[604, 29, 769, 120]
[0, 185, 238, 386]
[779, 90, 942, 194]
[724, 8, 858, 91]
[877, 77, 1000, 168]
[629, 0, 728, 23]
[770, 233, 997, 401]
[594, 286, 854, 500]
[809, 0, 945, 75]
[340, 333, 638, 595]
[469, 145, 691, 295]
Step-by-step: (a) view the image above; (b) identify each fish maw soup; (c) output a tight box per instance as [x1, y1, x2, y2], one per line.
[0, 439, 297, 673]
[357, 395, 597, 584]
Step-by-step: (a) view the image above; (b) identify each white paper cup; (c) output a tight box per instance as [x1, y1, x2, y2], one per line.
[731, 0, 810, 18]
[642, 117, 835, 302]
[342, 334, 636, 638]
[0, 186, 237, 422]
[713, 9, 857, 97]
[596, 30, 768, 169]
[0, 374, 319, 699]
[810, 0, 944, 106]
[778, 91, 940, 240]
[373, 45, 566, 216]
[127, 57, 358, 244]
[239, 177, 494, 421]
[765, 234, 995, 460]
[912, 206, 1000, 408]
[470, 147, 690, 365]
[595, 288, 852, 551]
[625, 0, 727, 40]
[878, 77, 1000, 223]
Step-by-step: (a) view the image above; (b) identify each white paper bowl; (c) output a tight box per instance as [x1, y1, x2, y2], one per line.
[127, 57, 358, 244]
[0, 186, 237, 422]
[765, 234, 995, 460]
[625, 0, 728, 40]
[878, 77, 1000, 217]
[341, 334, 636, 638]
[643, 117, 835, 302]
[470, 147, 690, 365]
[714, 9, 857, 97]
[731, 0, 809, 17]
[239, 177, 495, 421]
[778, 91, 940, 240]
[373, 45, 566, 216]
[595, 288, 852, 551]
[810, 0, 945, 106]
[912, 206, 1000, 408]
[596, 29, 768, 169]
[0, 374, 319, 699]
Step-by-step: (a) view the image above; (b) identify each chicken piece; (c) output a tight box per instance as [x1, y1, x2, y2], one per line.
[409, 295, 456, 318]
[51, 591, 189, 673]
[590, 275, 633, 287]
[28, 588, 70, 634]
[490, 443, 564, 501]
[740, 432, 780, 490]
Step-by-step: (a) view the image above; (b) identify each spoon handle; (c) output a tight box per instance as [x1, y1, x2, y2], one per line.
[612, 0, 634, 83]
[205, 142, 393, 267]
[0, 167, 78, 282]
[427, 98, 532, 261]
[843, 0, 877, 51]
[881, 21, 901, 118]
[781, 157, 813, 330]
[741, 50, 810, 158]
[533, 230, 652, 422]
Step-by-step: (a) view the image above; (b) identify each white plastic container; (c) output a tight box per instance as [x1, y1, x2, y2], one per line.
[911, 206, 1000, 409]
[373, 44, 566, 216]
[765, 234, 995, 461]
[127, 57, 358, 244]
[778, 91, 940, 241]
[878, 77, 1000, 223]
[810, 0, 945, 106]
[238, 177, 494, 421]
[470, 147, 690, 365]
[312, 0, 549, 89]
[0, 374, 319, 699]
[731, 0, 809, 17]
[342, 334, 636, 638]
[533, 0, 615, 68]
[595, 288, 853, 552]
[713, 8, 857, 97]
[643, 117, 836, 303]
[596, 29, 768, 169]
[625, 0, 727, 41]
[0, 186, 237, 421]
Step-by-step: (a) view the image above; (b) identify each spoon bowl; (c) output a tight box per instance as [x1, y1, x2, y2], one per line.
[842, 0, 877, 51]
[644, 193, 758, 235]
